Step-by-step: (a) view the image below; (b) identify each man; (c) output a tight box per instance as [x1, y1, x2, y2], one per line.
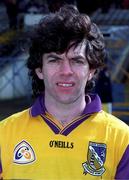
[4, 0, 18, 29]
[95, 66, 113, 113]
[0, 5, 129, 179]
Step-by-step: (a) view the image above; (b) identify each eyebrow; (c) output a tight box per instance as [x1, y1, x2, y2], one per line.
[70, 55, 85, 60]
[46, 54, 61, 59]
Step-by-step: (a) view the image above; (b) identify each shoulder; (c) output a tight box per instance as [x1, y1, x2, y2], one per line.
[0, 108, 30, 129]
[94, 110, 129, 134]
[0, 108, 31, 144]
[97, 110, 129, 127]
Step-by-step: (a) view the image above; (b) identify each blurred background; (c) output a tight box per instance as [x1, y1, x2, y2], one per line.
[0, 0, 129, 123]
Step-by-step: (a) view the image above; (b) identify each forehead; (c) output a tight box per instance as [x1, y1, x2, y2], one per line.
[43, 41, 86, 60]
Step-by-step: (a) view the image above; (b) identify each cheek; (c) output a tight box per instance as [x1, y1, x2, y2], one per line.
[75, 72, 88, 89]
[43, 69, 55, 84]
[78, 69, 90, 80]
[78, 71, 91, 88]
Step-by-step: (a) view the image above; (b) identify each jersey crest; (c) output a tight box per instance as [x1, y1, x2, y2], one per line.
[82, 141, 106, 176]
[13, 140, 36, 164]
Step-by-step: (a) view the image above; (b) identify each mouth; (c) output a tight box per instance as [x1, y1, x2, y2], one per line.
[56, 82, 75, 87]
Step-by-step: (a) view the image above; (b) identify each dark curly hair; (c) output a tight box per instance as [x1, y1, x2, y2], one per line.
[27, 4, 106, 97]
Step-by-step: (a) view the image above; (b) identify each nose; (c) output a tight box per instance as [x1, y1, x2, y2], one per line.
[60, 60, 73, 76]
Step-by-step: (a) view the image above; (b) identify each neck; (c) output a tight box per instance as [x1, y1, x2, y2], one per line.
[44, 94, 86, 126]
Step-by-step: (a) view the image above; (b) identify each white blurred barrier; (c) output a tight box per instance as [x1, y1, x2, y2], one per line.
[0, 53, 31, 99]
[24, 13, 44, 27]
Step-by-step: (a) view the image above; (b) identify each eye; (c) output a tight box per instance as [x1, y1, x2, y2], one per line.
[48, 58, 59, 63]
[49, 59, 56, 62]
[46, 55, 62, 64]
[76, 60, 84, 64]
[71, 59, 85, 64]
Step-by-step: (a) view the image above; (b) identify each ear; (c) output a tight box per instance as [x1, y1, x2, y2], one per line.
[88, 69, 96, 81]
[35, 68, 44, 80]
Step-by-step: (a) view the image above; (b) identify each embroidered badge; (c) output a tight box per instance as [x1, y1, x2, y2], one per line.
[82, 141, 106, 176]
[13, 140, 36, 164]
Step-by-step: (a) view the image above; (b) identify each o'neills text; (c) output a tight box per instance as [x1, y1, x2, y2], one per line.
[49, 140, 74, 149]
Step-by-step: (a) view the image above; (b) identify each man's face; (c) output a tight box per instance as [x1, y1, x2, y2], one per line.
[35, 42, 95, 104]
